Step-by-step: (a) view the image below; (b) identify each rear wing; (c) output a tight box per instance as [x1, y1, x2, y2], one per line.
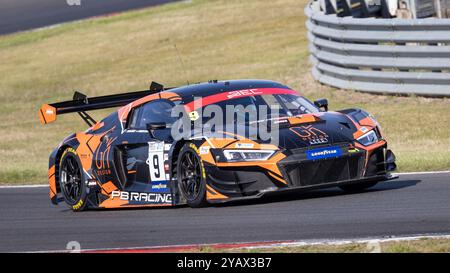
[39, 82, 169, 126]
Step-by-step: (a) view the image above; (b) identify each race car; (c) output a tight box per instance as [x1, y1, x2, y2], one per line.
[39, 80, 397, 211]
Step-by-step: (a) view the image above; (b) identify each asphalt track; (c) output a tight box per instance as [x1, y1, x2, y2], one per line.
[0, 0, 180, 35]
[0, 172, 449, 252]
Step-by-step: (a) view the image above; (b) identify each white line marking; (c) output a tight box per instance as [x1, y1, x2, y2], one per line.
[243, 234, 450, 251]
[0, 184, 47, 189]
[396, 171, 450, 175]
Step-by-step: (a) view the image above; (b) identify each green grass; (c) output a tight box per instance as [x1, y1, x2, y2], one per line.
[191, 238, 450, 253]
[0, 0, 449, 184]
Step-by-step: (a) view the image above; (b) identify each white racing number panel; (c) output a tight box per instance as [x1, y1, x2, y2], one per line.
[147, 141, 170, 182]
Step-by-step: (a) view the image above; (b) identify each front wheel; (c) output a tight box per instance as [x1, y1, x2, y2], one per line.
[59, 148, 88, 212]
[177, 143, 207, 208]
[339, 181, 378, 192]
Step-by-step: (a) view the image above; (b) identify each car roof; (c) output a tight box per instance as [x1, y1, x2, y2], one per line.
[169, 79, 292, 102]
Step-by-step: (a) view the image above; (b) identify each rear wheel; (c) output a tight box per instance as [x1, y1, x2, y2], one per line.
[339, 181, 378, 192]
[59, 148, 87, 211]
[177, 143, 207, 208]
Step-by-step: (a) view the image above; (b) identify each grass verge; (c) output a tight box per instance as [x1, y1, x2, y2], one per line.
[0, 0, 449, 184]
[192, 237, 450, 253]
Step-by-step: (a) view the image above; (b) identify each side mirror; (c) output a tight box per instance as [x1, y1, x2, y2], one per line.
[146, 122, 167, 138]
[314, 98, 328, 112]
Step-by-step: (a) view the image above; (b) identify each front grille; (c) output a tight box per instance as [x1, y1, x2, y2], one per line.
[281, 153, 365, 187]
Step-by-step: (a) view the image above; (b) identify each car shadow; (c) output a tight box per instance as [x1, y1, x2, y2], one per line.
[74, 179, 421, 212]
[212, 179, 422, 208]
[83, 203, 188, 212]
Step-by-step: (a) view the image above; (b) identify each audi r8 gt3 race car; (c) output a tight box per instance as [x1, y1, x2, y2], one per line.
[39, 80, 397, 211]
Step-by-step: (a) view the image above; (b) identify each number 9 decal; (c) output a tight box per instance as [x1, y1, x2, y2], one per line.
[147, 142, 166, 182]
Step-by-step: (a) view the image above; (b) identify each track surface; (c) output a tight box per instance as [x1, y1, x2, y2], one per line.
[0, 173, 449, 252]
[0, 0, 180, 35]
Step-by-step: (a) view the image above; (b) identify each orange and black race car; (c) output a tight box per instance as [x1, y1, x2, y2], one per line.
[39, 80, 397, 211]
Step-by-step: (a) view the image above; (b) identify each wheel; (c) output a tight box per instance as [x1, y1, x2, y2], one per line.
[177, 143, 207, 208]
[339, 181, 378, 192]
[59, 148, 87, 211]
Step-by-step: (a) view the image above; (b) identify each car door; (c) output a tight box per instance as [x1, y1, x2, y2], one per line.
[117, 99, 176, 193]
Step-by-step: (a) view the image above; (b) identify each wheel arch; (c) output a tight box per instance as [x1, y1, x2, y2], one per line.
[49, 144, 73, 205]
[170, 140, 188, 178]
[55, 145, 74, 192]
[170, 139, 205, 177]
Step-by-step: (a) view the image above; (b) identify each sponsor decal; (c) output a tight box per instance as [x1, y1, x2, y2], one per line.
[227, 89, 262, 99]
[111, 191, 172, 204]
[306, 146, 342, 160]
[273, 118, 289, 124]
[149, 141, 164, 152]
[125, 130, 148, 133]
[96, 169, 111, 176]
[184, 88, 297, 112]
[164, 144, 172, 151]
[235, 143, 254, 149]
[360, 127, 369, 133]
[94, 136, 116, 173]
[151, 181, 170, 193]
[290, 125, 329, 145]
[87, 181, 97, 187]
[309, 138, 328, 145]
[200, 146, 210, 155]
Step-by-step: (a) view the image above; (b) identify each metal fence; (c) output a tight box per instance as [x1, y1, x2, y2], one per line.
[305, 2, 450, 97]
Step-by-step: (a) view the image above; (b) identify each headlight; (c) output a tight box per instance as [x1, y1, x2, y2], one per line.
[357, 130, 379, 146]
[223, 150, 276, 162]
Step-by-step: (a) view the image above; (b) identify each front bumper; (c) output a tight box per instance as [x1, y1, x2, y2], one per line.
[206, 143, 397, 203]
[278, 143, 366, 187]
[208, 173, 398, 204]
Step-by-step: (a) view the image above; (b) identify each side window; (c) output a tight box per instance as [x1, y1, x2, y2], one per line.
[276, 94, 318, 115]
[259, 95, 290, 118]
[130, 100, 178, 129]
[127, 107, 141, 129]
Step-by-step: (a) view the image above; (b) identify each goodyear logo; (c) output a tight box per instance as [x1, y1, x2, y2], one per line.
[151, 181, 170, 193]
[306, 146, 342, 160]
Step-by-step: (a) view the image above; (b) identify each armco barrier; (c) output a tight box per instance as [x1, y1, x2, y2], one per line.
[305, 2, 450, 97]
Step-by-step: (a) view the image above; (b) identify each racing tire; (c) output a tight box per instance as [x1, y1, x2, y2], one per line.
[177, 143, 208, 208]
[339, 181, 378, 192]
[59, 148, 88, 212]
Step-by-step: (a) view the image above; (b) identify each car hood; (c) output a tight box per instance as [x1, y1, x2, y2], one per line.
[244, 111, 359, 150]
[196, 112, 362, 150]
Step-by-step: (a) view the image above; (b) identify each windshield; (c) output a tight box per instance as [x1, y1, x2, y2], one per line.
[200, 93, 319, 125]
